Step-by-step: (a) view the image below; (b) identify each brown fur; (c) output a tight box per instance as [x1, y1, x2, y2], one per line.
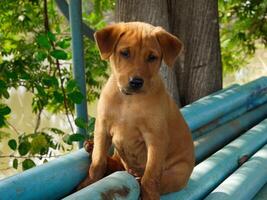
[77, 22, 195, 200]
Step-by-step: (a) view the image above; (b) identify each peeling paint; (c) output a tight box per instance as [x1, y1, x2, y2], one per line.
[101, 186, 130, 200]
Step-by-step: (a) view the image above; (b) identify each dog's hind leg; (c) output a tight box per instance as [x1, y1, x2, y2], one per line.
[159, 162, 193, 194]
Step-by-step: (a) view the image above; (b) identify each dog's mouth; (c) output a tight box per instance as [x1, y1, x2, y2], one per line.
[120, 87, 133, 95]
[119, 87, 142, 96]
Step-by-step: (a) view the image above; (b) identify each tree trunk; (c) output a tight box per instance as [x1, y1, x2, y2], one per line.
[115, 0, 222, 106]
[115, 0, 181, 106]
[169, 0, 222, 105]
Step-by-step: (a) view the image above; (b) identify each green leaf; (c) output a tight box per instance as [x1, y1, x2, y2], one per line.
[75, 117, 87, 129]
[63, 134, 72, 145]
[56, 39, 70, 49]
[0, 80, 7, 89]
[0, 105, 11, 116]
[31, 134, 48, 154]
[36, 85, 46, 96]
[35, 51, 47, 61]
[3, 90, 10, 99]
[20, 72, 31, 80]
[63, 133, 85, 144]
[18, 141, 31, 156]
[0, 80, 9, 99]
[13, 158, 18, 169]
[50, 49, 68, 60]
[48, 128, 65, 135]
[42, 76, 58, 87]
[68, 90, 84, 104]
[22, 159, 36, 171]
[47, 31, 56, 42]
[69, 133, 85, 142]
[53, 91, 63, 102]
[0, 117, 5, 127]
[88, 117, 96, 133]
[8, 139, 17, 150]
[36, 34, 51, 49]
[66, 80, 77, 92]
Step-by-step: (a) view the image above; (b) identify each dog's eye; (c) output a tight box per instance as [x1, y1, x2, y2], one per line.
[147, 54, 158, 62]
[120, 50, 130, 58]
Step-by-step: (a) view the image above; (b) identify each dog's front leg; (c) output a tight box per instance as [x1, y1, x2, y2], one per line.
[77, 118, 111, 190]
[141, 130, 168, 200]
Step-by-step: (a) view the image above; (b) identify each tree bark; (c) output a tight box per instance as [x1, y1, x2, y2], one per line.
[169, 0, 222, 105]
[115, 0, 222, 106]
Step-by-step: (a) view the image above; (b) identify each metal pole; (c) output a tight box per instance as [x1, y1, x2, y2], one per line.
[192, 94, 267, 139]
[181, 77, 267, 132]
[2, 79, 267, 199]
[0, 149, 90, 200]
[194, 102, 267, 163]
[205, 144, 267, 200]
[161, 118, 267, 200]
[253, 183, 267, 200]
[63, 171, 140, 200]
[69, 0, 88, 148]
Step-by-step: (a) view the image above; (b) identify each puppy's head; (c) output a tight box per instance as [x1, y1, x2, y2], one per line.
[94, 22, 183, 95]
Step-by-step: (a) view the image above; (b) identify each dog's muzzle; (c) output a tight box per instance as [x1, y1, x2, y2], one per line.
[129, 77, 144, 90]
[120, 77, 144, 95]
[120, 87, 133, 95]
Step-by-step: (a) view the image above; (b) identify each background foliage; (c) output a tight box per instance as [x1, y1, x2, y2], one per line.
[0, 0, 113, 171]
[219, 0, 267, 74]
[0, 0, 266, 172]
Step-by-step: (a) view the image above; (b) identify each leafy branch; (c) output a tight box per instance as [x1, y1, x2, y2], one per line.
[0, 0, 110, 172]
[43, 0, 75, 133]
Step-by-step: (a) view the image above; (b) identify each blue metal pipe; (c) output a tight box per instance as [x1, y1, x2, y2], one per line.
[181, 77, 267, 131]
[161, 118, 267, 200]
[253, 183, 267, 200]
[69, 0, 88, 147]
[0, 149, 90, 200]
[194, 103, 267, 163]
[204, 144, 267, 200]
[63, 171, 140, 200]
[192, 94, 267, 139]
[1, 80, 267, 199]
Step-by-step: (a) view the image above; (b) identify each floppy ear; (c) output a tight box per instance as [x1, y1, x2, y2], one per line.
[155, 27, 183, 67]
[94, 23, 125, 60]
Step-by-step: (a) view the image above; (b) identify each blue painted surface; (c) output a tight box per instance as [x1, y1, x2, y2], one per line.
[1, 79, 267, 199]
[253, 183, 267, 200]
[69, 0, 88, 147]
[205, 144, 267, 200]
[0, 149, 90, 200]
[181, 77, 267, 131]
[64, 171, 140, 200]
[192, 94, 267, 139]
[161, 119, 267, 200]
[194, 103, 267, 163]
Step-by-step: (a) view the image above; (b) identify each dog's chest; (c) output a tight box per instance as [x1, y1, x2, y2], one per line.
[110, 121, 147, 173]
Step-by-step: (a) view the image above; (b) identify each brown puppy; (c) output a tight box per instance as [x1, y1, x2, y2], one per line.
[78, 22, 195, 199]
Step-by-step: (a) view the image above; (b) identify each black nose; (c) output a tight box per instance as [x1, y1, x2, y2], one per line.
[129, 77, 144, 90]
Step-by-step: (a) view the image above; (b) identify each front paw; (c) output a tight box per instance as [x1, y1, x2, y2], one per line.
[141, 179, 160, 200]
